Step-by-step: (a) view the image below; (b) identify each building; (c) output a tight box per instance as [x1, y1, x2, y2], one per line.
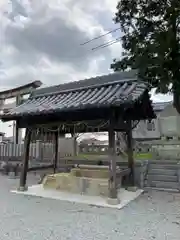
[0, 81, 42, 144]
[0, 70, 155, 197]
[132, 101, 172, 140]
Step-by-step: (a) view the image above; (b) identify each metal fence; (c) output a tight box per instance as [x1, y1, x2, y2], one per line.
[0, 138, 74, 163]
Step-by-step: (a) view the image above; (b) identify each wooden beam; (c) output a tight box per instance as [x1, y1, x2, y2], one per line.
[126, 120, 135, 186]
[108, 118, 117, 199]
[19, 128, 31, 191]
[17, 117, 128, 133]
[28, 164, 54, 172]
[53, 131, 59, 173]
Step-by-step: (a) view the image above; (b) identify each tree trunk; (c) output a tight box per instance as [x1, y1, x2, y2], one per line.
[173, 90, 180, 114]
[170, 8, 180, 114]
[73, 136, 78, 156]
[126, 121, 135, 186]
[71, 133, 78, 156]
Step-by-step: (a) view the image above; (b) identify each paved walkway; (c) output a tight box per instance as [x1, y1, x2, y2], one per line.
[0, 174, 180, 240]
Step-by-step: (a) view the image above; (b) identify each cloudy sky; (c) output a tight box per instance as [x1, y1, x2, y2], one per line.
[0, 0, 172, 137]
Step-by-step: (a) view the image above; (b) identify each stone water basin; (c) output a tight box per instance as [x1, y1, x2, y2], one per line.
[43, 165, 122, 197]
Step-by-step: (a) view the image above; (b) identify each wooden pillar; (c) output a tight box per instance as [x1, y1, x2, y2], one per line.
[71, 125, 78, 156]
[19, 127, 31, 191]
[15, 121, 20, 144]
[126, 120, 135, 186]
[15, 96, 23, 144]
[53, 131, 58, 173]
[15, 122, 19, 144]
[108, 118, 117, 199]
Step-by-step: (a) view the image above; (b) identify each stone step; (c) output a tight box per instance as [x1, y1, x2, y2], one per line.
[148, 168, 177, 176]
[147, 174, 178, 182]
[144, 187, 180, 193]
[149, 160, 179, 165]
[149, 164, 178, 170]
[149, 180, 180, 190]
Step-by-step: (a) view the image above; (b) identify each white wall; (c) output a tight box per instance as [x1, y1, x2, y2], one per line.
[132, 118, 161, 139]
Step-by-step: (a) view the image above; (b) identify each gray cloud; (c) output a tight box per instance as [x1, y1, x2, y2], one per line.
[5, 17, 111, 71]
[0, 0, 119, 90]
[8, 0, 28, 21]
[0, 0, 170, 137]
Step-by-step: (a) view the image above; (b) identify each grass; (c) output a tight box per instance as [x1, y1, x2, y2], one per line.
[134, 152, 153, 160]
[65, 154, 105, 160]
[62, 152, 153, 161]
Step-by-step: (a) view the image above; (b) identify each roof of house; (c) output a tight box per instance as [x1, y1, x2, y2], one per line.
[0, 71, 154, 121]
[152, 101, 172, 112]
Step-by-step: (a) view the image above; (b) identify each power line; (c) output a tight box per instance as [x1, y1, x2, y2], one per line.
[80, 27, 120, 46]
[92, 37, 121, 51]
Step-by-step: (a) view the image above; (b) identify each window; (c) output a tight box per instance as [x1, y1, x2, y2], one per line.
[147, 120, 155, 131]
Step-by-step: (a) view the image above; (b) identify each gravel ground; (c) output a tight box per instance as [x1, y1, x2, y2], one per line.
[0, 174, 180, 240]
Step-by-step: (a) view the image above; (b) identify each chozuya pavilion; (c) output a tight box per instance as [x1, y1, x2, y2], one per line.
[0, 71, 155, 205]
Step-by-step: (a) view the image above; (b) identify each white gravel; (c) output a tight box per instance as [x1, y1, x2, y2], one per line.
[0, 174, 180, 240]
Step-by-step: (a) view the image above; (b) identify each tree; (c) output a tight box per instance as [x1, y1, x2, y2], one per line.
[111, 0, 180, 112]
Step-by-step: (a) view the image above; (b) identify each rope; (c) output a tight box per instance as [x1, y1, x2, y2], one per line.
[32, 120, 110, 133]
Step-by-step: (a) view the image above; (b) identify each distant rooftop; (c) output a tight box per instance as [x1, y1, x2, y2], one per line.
[0, 81, 42, 100]
[152, 101, 172, 112]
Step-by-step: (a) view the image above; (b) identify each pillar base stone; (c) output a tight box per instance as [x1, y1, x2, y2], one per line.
[17, 185, 28, 192]
[107, 197, 120, 205]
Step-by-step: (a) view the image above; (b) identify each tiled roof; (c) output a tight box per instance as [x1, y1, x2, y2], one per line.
[0, 71, 152, 120]
[33, 70, 137, 97]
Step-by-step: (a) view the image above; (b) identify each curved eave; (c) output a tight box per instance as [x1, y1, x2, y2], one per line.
[0, 99, 155, 124]
[0, 81, 155, 123]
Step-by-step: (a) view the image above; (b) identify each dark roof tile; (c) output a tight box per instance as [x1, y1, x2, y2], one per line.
[33, 70, 137, 97]
[0, 71, 153, 120]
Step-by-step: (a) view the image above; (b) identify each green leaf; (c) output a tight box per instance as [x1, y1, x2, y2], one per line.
[111, 0, 180, 106]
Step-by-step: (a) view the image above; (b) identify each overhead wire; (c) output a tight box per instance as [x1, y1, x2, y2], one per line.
[31, 29, 121, 135]
[80, 27, 120, 46]
[92, 37, 121, 51]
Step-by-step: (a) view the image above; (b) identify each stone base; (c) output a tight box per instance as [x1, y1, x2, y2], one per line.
[71, 167, 109, 178]
[11, 185, 143, 209]
[43, 166, 124, 198]
[106, 197, 120, 205]
[127, 186, 138, 192]
[17, 186, 28, 192]
[43, 173, 110, 197]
